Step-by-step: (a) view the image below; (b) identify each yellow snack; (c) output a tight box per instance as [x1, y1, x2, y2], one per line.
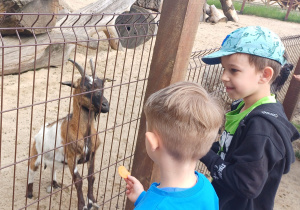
[118, 166, 130, 179]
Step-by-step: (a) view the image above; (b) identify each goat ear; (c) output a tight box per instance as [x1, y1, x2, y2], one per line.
[61, 81, 76, 88]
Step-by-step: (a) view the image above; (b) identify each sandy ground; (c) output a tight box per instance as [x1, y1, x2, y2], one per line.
[0, 0, 299, 209]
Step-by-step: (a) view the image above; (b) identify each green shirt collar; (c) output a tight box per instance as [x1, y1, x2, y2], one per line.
[225, 95, 276, 134]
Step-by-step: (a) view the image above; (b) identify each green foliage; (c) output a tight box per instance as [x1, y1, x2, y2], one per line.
[206, 0, 300, 23]
[295, 150, 300, 161]
[292, 122, 300, 161]
[292, 122, 300, 132]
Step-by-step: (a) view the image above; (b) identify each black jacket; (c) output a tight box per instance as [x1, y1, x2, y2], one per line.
[201, 101, 299, 210]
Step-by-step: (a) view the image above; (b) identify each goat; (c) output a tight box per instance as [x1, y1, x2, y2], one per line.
[26, 58, 110, 210]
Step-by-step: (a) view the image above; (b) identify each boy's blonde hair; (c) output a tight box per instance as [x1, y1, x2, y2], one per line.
[144, 81, 223, 161]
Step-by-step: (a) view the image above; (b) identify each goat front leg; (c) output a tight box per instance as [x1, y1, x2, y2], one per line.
[26, 142, 40, 198]
[46, 165, 61, 193]
[68, 157, 86, 210]
[86, 152, 99, 209]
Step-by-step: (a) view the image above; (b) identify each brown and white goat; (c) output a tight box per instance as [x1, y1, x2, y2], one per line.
[26, 59, 109, 210]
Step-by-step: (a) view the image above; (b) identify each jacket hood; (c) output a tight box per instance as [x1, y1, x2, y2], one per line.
[243, 102, 299, 173]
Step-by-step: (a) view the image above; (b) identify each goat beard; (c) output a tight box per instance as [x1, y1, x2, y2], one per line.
[81, 105, 100, 120]
[94, 112, 100, 121]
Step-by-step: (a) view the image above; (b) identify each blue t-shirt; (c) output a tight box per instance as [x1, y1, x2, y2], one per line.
[134, 171, 218, 210]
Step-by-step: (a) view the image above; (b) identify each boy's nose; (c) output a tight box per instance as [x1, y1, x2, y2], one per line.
[221, 69, 229, 82]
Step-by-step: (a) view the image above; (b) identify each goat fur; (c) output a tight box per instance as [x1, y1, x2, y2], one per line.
[26, 59, 109, 210]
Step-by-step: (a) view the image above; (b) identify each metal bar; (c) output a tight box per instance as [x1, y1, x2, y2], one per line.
[101, 26, 122, 209]
[125, 0, 204, 209]
[12, 28, 22, 210]
[0, 33, 4, 169]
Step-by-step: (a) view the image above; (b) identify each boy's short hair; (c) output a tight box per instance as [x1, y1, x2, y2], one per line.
[247, 54, 281, 82]
[202, 26, 286, 67]
[144, 81, 223, 161]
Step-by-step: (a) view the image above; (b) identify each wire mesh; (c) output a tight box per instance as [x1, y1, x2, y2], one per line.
[0, 10, 159, 210]
[1, 9, 300, 210]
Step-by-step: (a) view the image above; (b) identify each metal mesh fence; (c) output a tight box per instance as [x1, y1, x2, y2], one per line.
[0, 10, 159, 210]
[1, 9, 300, 210]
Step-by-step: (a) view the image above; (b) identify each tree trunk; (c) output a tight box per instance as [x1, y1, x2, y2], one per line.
[219, 0, 239, 22]
[0, 0, 136, 75]
[115, 5, 158, 49]
[134, 0, 163, 12]
[208, 5, 227, 23]
[0, 0, 59, 35]
[53, 0, 136, 50]
[200, 3, 210, 22]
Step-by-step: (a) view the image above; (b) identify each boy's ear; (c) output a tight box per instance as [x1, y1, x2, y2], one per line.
[259, 67, 273, 84]
[145, 132, 159, 151]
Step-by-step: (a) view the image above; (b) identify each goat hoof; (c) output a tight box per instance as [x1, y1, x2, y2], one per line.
[46, 186, 52, 193]
[82, 206, 88, 210]
[46, 181, 61, 193]
[26, 193, 33, 199]
[52, 180, 61, 188]
[86, 197, 98, 210]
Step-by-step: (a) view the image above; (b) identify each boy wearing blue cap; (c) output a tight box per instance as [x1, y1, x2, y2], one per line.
[200, 26, 300, 210]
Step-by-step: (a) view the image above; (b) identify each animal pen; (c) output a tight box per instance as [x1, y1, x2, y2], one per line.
[0, 0, 300, 210]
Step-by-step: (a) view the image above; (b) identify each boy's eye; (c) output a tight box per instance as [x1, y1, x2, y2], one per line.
[231, 68, 239, 73]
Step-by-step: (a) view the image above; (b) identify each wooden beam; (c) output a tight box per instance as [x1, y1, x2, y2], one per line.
[283, 57, 300, 120]
[125, 0, 204, 209]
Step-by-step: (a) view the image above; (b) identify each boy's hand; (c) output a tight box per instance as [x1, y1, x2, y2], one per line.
[294, 74, 300, 81]
[125, 175, 144, 203]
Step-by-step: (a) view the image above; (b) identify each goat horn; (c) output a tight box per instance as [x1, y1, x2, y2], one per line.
[89, 58, 95, 76]
[68, 59, 85, 77]
[104, 78, 116, 82]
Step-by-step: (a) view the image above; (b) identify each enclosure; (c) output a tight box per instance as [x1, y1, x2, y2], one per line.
[0, 1, 300, 210]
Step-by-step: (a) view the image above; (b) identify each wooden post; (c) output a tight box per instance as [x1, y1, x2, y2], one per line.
[125, 0, 204, 209]
[284, 0, 295, 21]
[283, 57, 300, 120]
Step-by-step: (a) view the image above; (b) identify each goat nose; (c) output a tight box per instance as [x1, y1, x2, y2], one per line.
[101, 101, 110, 113]
[102, 102, 108, 108]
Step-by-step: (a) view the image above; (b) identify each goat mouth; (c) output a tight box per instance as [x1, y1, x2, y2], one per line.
[100, 102, 109, 113]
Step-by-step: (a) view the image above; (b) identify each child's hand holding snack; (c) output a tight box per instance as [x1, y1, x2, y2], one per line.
[118, 166, 144, 204]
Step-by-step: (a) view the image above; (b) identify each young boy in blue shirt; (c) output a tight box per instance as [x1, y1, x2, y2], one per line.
[200, 26, 300, 210]
[125, 81, 223, 209]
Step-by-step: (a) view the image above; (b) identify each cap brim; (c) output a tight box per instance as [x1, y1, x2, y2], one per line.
[202, 50, 236, 65]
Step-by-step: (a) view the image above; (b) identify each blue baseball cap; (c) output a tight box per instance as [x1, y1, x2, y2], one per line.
[202, 26, 286, 65]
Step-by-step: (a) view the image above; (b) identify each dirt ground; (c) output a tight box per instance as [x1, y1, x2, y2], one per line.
[0, 0, 300, 209]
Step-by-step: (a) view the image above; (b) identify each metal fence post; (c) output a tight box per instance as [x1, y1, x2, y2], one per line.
[283, 57, 300, 120]
[125, 0, 204, 209]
